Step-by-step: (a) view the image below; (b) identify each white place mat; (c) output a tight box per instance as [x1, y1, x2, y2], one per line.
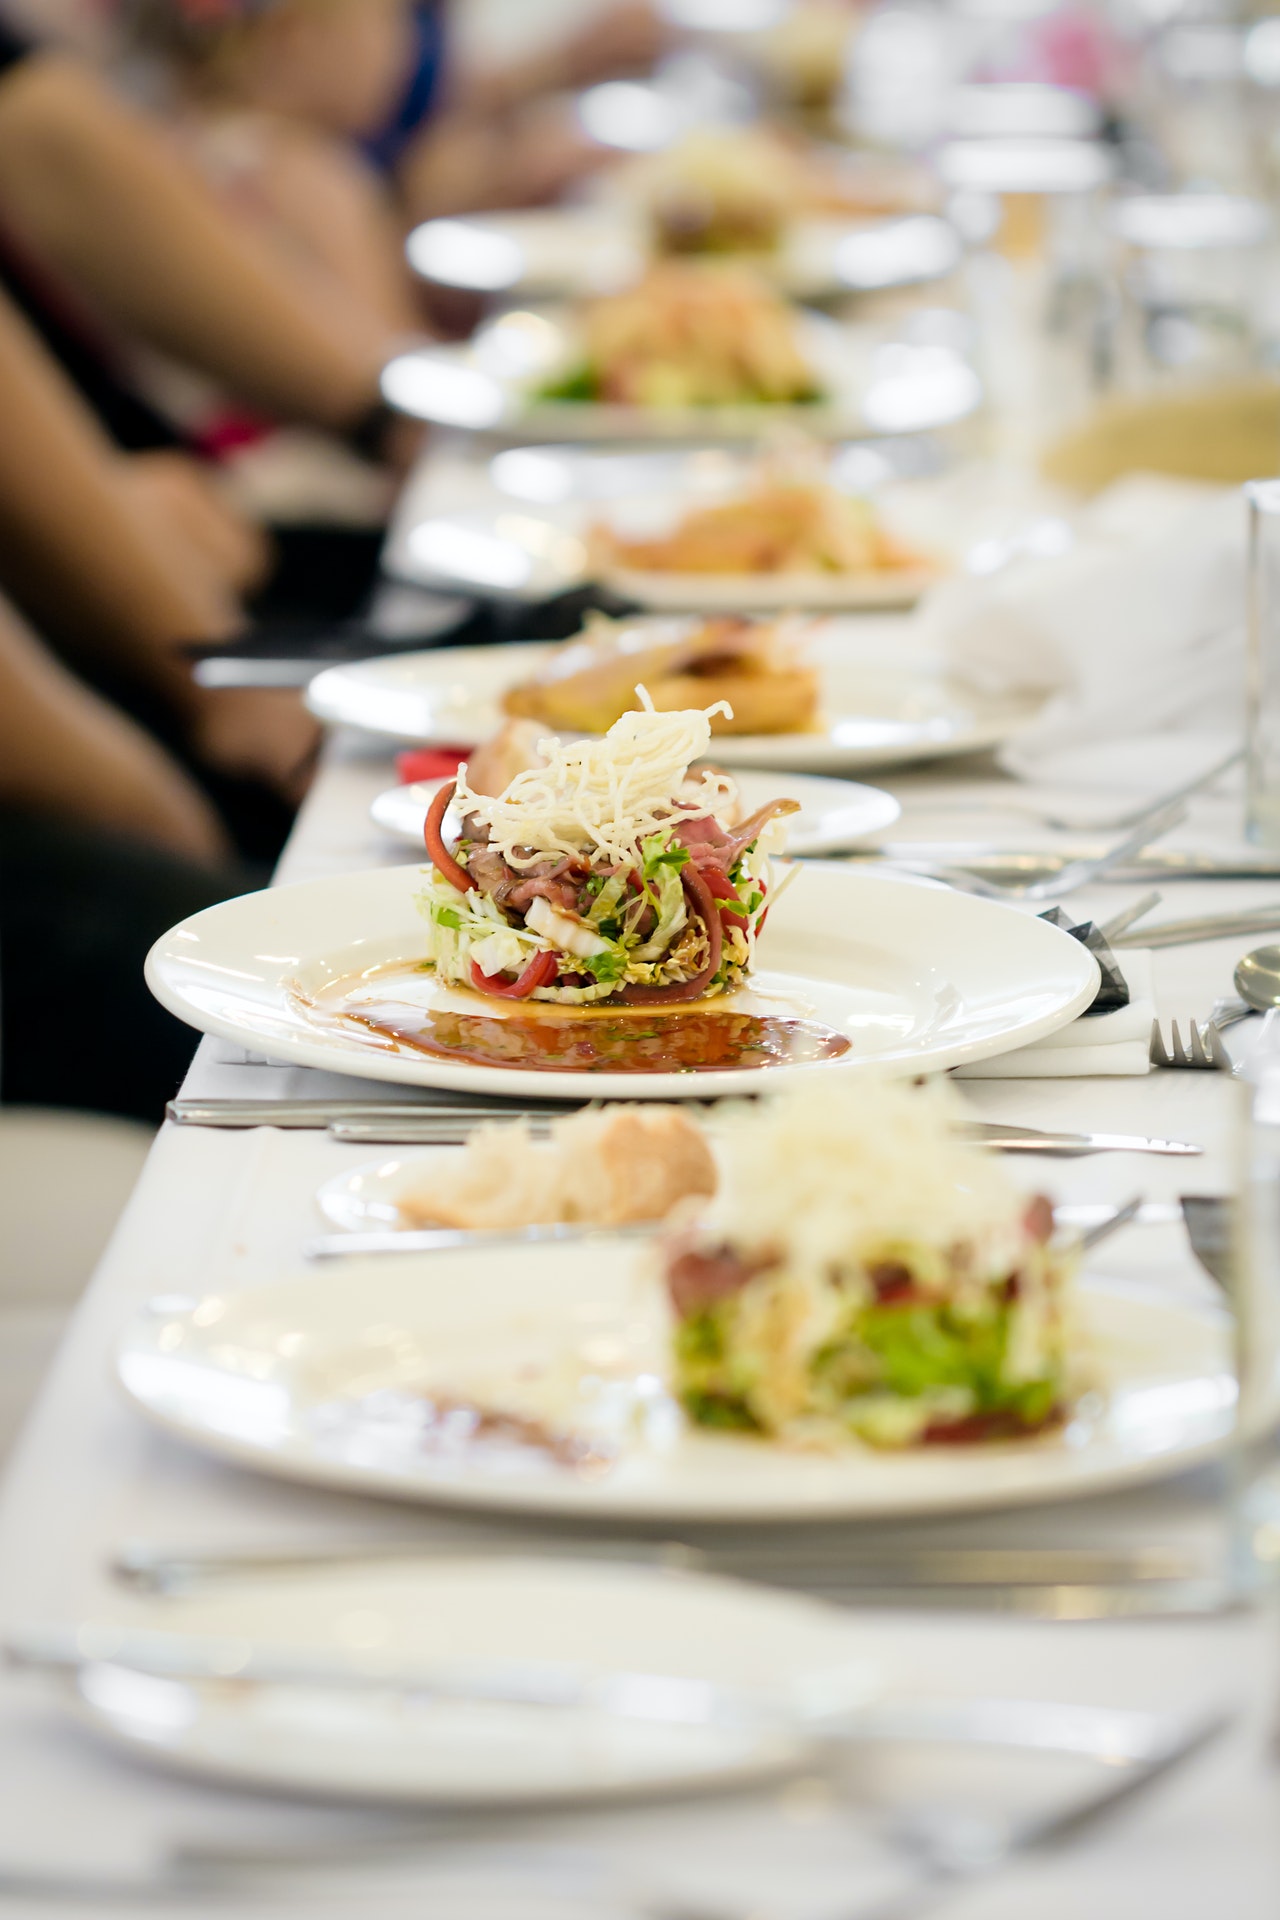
[957, 950, 1154, 1079]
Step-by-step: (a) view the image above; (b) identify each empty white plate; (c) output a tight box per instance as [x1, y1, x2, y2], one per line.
[53, 1557, 878, 1804]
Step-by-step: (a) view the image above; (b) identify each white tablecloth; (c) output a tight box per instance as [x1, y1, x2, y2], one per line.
[2, 620, 1280, 1915]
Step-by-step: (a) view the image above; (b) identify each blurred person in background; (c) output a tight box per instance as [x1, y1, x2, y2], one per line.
[0, 594, 255, 1122]
[0, 16, 420, 1121]
[119, 0, 668, 236]
[0, 20, 435, 847]
[0, 20, 425, 618]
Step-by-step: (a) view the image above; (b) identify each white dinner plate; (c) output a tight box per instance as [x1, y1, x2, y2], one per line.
[57, 1558, 876, 1804]
[406, 206, 955, 303]
[386, 503, 940, 611]
[119, 1249, 1238, 1523]
[143, 862, 1098, 1100]
[380, 306, 981, 443]
[369, 770, 902, 859]
[307, 635, 1044, 774]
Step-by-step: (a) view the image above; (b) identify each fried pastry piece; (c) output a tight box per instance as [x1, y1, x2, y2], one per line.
[502, 613, 818, 737]
[593, 482, 930, 578]
[397, 1105, 717, 1230]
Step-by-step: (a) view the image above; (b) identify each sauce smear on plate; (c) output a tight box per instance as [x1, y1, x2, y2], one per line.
[338, 1001, 851, 1074]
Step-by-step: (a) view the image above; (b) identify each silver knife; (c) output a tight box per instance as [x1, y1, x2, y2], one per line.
[168, 1098, 570, 1130]
[1113, 904, 1280, 949]
[322, 1119, 1203, 1155]
[305, 1221, 656, 1259]
[854, 844, 1280, 881]
[958, 1122, 1201, 1156]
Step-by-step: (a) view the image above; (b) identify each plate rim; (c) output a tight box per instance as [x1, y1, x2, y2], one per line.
[62, 1551, 879, 1805]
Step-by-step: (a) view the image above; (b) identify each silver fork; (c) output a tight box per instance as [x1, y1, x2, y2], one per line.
[1149, 1018, 1236, 1072]
[886, 794, 1189, 903]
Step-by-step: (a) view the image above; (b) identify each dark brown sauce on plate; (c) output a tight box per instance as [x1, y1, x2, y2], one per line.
[337, 1000, 852, 1074]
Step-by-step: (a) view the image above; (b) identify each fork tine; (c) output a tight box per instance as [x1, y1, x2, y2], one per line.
[1150, 1017, 1172, 1068]
[1151, 1018, 1222, 1068]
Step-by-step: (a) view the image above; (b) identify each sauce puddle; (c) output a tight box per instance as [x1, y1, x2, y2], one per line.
[331, 999, 852, 1074]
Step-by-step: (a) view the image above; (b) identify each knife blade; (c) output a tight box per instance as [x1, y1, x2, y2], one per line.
[960, 1122, 1201, 1156]
[168, 1099, 570, 1130]
[854, 844, 1280, 881]
[305, 1221, 656, 1259]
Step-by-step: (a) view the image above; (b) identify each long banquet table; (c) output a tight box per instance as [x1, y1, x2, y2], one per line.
[2, 608, 1280, 1914]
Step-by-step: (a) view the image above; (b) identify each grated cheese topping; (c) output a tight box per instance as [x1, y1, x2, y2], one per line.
[455, 692, 738, 870]
[706, 1077, 1030, 1288]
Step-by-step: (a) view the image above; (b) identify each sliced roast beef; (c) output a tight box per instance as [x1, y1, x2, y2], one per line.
[666, 1241, 774, 1318]
[671, 799, 800, 873]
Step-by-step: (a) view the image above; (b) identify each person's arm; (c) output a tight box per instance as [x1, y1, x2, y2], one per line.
[0, 289, 321, 799]
[0, 52, 396, 429]
[455, 0, 666, 115]
[0, 597, 230, 865]
[0, 286, 240, 702]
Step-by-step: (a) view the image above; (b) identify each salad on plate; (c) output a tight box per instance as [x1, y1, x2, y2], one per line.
[419, 697, 798, 1007]
[663, 1077, 1073, 1447]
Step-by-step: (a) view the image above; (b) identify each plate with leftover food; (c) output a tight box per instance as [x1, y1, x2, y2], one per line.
[381, 262, 979, 442]
[308, 620, 1042, 773]
[121, 1082, 1240, 1522]
[147, 703, 1095, 1098]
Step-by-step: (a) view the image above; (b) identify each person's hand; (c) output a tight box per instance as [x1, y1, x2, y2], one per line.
[121, 451, 273, 601]
[189, 686, 320, 805]
[508, 99, 614, 206]
[560, 0, 669, 88]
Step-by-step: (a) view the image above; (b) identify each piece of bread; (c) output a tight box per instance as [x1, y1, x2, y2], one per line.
[396, 1105, 717, 1231]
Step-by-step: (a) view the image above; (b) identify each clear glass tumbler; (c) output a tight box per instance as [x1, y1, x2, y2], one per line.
[1246, 479, 1280, 848]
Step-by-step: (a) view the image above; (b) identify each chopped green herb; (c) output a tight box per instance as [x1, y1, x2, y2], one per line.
[582, 947, 628, 985]
[641, 831, 690, 881]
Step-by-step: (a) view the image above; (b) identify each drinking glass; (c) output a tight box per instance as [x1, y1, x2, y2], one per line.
[1246, 478, 1280, 849]
[1108, 193, 1273, 391]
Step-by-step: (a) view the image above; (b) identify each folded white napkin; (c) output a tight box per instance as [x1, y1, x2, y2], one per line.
[956, 950, 1154, 1079]
[915, 475, 1245, 771]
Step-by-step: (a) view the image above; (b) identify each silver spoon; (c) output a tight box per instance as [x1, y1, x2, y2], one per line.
[1234, 944, 1280, 1012]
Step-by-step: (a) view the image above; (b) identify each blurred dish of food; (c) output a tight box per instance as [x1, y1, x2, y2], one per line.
[591, 476, 937, 583]
[619, 128, 938, 260]
[362, 1106, 717, 1233]
[631, 127, 814, 256]
[663, 1077, 1072, 1449]
[538, 263, 821, 409]
[502, 613, 819, 738]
